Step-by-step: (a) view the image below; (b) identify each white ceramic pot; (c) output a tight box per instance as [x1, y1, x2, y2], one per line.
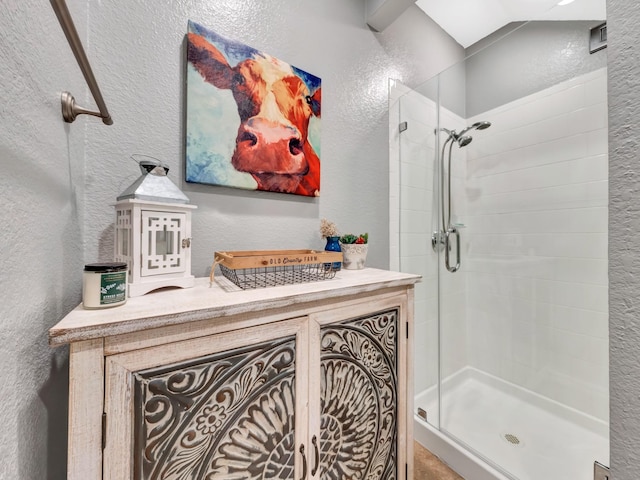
[340, 243, 368, 270]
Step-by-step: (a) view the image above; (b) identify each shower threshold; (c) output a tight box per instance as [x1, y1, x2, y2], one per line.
[414, 367, 609, 480]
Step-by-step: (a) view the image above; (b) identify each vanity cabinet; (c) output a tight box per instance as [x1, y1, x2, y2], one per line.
[50, 268, 419, 480]
[314, 307, 400, 479]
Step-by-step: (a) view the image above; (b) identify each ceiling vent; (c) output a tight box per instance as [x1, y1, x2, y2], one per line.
[366, 0, 416, 32]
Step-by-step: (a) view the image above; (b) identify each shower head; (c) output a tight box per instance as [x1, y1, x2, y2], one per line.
[459, 121, 492, 137]
[457, 136, 472, 147]
[440, 128, 473, 148]
[441, 121, 491, 146]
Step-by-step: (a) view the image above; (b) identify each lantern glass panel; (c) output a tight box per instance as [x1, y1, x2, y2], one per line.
[118, 229, 129, 257]
[155, 227, 174, 256]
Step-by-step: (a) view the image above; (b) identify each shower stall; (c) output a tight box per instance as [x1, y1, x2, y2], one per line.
[390, 14, 609, 480]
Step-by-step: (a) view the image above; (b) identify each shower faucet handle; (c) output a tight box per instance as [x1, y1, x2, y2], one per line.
[432, 231, 446, 252]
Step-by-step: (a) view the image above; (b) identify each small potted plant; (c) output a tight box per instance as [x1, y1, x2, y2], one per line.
[339, 233, 369, 270]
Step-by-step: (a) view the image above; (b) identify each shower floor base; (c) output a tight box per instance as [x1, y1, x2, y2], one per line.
[415, 367, 609, 480]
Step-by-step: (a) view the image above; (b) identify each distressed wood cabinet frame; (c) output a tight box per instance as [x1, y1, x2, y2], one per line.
[50, 268, 419, 479]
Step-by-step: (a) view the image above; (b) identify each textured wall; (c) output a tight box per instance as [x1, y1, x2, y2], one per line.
[608, 0, 640, 478]
[82, 0, 462, 278]
[0, 0, 461, 478]
[3, 0, 638, 476]
[466, 21, 607, 117]
[0, 1, 87, 478]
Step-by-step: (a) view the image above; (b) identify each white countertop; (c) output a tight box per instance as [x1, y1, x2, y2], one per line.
[49, 268, 421, 346]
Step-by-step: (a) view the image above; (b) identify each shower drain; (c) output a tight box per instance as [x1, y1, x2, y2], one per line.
[504, 433, 520, 445]
[501, 432, 524, 447]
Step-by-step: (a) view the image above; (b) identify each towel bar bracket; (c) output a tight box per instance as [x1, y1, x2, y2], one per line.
[61, 91, 113, 125]
[52, 0, 113, 126]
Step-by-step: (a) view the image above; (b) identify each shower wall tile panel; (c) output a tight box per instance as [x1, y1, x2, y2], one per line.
[465, 68, 609, 421]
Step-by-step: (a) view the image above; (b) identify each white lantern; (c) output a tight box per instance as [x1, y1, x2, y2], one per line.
[114, 161, 197, 297]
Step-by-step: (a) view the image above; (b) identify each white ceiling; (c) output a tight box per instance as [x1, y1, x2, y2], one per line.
[415, 0, 606, 48]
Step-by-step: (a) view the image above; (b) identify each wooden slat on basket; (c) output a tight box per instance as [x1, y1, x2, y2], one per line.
[214, 249, 342, 269]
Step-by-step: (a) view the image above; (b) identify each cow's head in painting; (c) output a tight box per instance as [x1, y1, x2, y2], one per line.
[187, 30, 321, 196]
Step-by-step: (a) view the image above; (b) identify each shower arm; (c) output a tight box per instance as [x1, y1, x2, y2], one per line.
[440, 132, 458, 233]
[440, 134, 453, 234]
[444, 138, 461, 273]
[436, 130, 462, 273]
[434, 121, 491, 270]
[446, 138, 456, 229]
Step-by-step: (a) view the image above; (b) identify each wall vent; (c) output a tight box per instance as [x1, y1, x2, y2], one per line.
[590, 22, 607, 54]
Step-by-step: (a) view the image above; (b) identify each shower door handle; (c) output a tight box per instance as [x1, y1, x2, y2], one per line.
[445, 226, 461, 273]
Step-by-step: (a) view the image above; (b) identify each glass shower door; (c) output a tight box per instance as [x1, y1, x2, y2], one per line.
[395, 77, 441, 430]
[398, 16, 610, 478]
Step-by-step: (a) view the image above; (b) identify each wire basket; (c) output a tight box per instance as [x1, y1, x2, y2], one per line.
[211, 250, 342, 290]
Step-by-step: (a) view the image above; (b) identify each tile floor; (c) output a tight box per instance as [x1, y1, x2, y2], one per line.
[414, 441, 464, 480]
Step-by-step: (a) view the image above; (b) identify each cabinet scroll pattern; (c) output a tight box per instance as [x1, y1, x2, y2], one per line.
[133, 336, 296, 480]
[320, 309, 398, 479]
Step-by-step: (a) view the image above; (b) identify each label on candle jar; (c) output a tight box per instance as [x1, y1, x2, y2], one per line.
[100, 271, 127, 305]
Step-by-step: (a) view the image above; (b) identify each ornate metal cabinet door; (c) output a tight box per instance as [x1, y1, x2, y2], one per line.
[316, 309, 399, 480]
[104, 318, 309, 480]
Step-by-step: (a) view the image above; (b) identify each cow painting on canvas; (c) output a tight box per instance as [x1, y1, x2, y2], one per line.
[186, 21, 322, 197]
